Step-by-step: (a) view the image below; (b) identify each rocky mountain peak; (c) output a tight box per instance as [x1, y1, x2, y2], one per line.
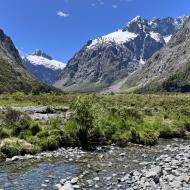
[124, 16, 148, 34]
[0, 29, 23, 65]
[24, 50, 66, 84]
[123, 16, 189, 37]
[123, 18, 190, 93]
[32, 49, 52, 60]
[128, 16, 145, 24]
[175, 16, 190, 29]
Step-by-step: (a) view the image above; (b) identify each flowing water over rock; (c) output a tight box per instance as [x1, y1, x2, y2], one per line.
[0, 139, 189, 190]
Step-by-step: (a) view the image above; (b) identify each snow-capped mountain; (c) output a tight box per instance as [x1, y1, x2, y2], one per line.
[55, 16, 189, 92]
[123, 17, 190, 93]
[24, 50, 66, 84]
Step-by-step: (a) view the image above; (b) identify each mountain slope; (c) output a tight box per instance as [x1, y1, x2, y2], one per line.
[123, 18, 190, 93]
[0, 29, 60, 94]
[24, 50, 66, 84]
[55, 16, 189, 92]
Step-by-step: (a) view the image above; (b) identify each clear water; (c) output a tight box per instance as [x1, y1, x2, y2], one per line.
[0, 139, 189, 190]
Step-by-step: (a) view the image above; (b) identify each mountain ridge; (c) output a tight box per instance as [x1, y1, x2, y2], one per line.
[24, 50, 66, 84]
[55, 16, 189, 92]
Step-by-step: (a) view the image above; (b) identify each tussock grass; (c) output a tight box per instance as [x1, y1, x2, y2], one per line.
[0, 93, 189, 158]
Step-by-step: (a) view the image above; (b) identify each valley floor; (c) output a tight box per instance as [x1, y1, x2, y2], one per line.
[0, 93, 190, 189]
[0, 93, 189, 159]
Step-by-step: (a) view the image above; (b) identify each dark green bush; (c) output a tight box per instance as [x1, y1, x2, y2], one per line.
[112, 131, 131, 146]
[30, 123, 41, 135]
[0, 152, 6, 161]
[38, 135, 60, 151]
[0, 127, 12, 138]
[67, 96, 94, 149]
[5, 109, 22, 126]
[0, 138, 38, 158]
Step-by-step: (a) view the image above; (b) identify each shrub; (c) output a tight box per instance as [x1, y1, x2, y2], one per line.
[30, 123, 41, 135]
[13, 117, 32, 137]
[130, 127, 141, 144]
[0, 152, 6, 161]
[5, 109, 22, 126]
[112, 131, 131, 146]
[0, 127, 12, 138]
[37, 130, 49, 138]
[0, 138, 38, 158]
[68, 96, 94, 149]
[37, 135, 60, 151]
[64, 120, 81, 147]
[89, 126, 106, 146]
[159, 121, 185, 139]
[50, 118, 62, 129]
[139, 130, 159, 145]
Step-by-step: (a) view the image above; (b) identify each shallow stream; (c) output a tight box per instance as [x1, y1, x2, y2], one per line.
[0, 139, 189, 190]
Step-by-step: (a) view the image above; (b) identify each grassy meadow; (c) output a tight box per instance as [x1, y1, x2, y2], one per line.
[0, 92, 190, 160]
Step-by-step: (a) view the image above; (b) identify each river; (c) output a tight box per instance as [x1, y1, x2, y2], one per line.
[0, 139, 189, 190]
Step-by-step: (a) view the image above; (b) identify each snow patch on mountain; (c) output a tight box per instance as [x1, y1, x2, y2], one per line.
[149, 32, 163, 42]
[88, 30, 137, 48]
[164, 35, 172, 43]
[26, 55, 66, 71]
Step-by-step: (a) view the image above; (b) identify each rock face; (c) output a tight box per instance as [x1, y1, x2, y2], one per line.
[0, 29, 61, 94]
[24, 50, 66, 84]
[55, 16, 189, 92]
[0, 29, 24, 66]
[0, 28, 36, 93]
[123, 17, 190, 93]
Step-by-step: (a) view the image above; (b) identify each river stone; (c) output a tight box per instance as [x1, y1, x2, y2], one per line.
[72, 185, 80, 189]
[106, 176, 112, 181]
[119, 153, 126, 156]
[41, 184, 47, 187]
[146, 166, 162, 183]
[170, 181, 181, 188]
[70, 177, 78, 184]
[55, 184, 62, 189]
[93, 177, 100, 181]
[86, 180, 93, 186]
[11, 156, 20, 161]
[179, 173, 190, 183]
[59, 182, 74, 190]
[60, 179, 67, 185]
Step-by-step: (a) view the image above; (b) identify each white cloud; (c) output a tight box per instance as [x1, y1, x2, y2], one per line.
[57, 11, 69, 17]
[112, 5, 118, 9]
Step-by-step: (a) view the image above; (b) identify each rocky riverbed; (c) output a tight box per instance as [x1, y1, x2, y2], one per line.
[0, 139, 189, 190]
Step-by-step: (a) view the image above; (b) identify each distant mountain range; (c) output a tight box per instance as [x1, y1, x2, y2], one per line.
[54, 16, 189, 92]
[0, 15, 189, 94]
[24, 50, 66, 84]
[0, 29, 61, 94]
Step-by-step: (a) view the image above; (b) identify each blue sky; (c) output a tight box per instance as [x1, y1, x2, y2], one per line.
[0, 0, 189, 63]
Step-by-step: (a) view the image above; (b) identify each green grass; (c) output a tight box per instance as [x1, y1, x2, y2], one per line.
[0, 93, 190, 158]
[0, 92, 76, 107]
